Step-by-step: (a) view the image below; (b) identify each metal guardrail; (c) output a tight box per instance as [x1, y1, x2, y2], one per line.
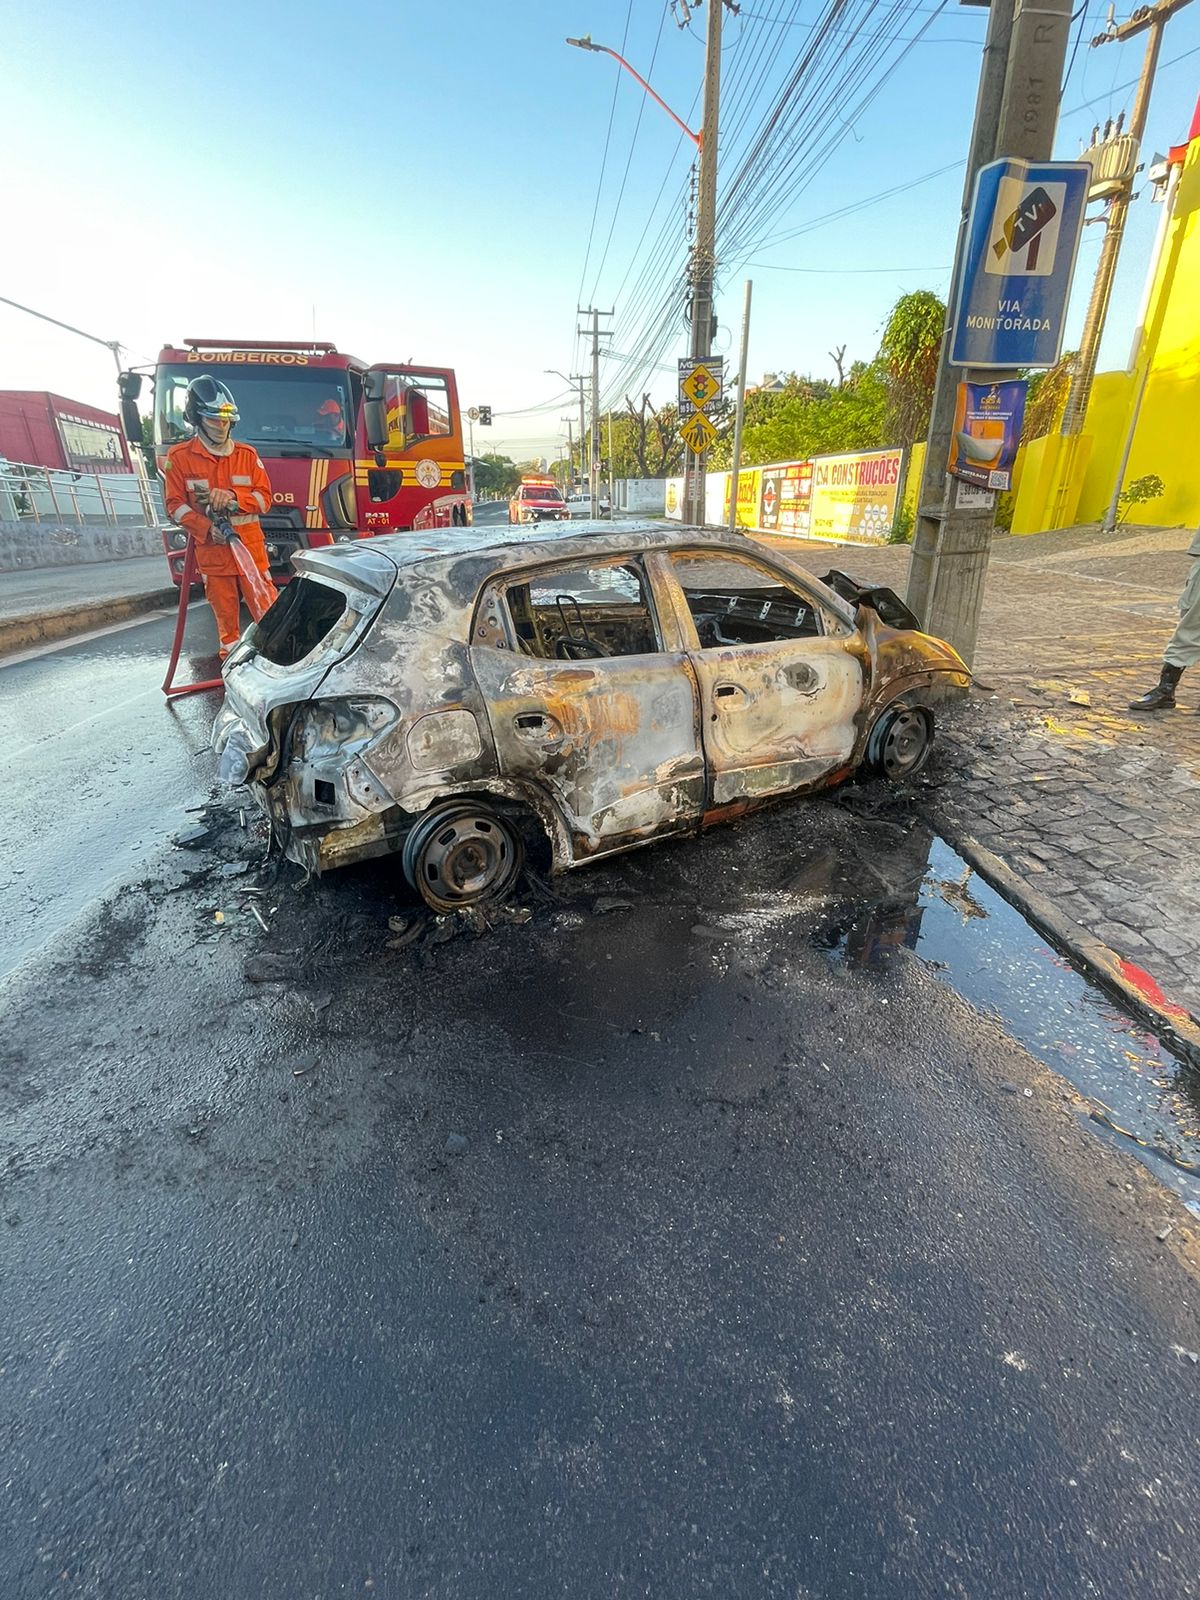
[0, 460, 163, 526]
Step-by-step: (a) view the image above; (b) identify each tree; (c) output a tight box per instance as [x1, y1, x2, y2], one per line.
[708, 364, 887, 470]
[472, 453, 520, 497]
[138, 415, 159, 479]
[878, 290, 945, 449]
[619, 394, 685, 478]
[1021, 352, 1077, 441]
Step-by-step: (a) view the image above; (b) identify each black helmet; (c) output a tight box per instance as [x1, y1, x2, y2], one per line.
[184, 375, 239, 429]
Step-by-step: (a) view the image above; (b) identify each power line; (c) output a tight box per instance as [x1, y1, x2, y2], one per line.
[589, 0, 671, 303]
[573, 0, 636, 309]
[743, 260, 952, 272]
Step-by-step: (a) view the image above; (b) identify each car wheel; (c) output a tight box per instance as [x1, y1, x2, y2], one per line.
[867, 704, 934, 781]
[402, 801, 524, 913]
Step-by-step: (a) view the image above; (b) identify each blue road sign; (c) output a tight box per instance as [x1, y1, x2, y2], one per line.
[950, 158, 1090, 369]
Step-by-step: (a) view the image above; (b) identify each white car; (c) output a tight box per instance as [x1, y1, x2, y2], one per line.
[566, 492, 611, 519]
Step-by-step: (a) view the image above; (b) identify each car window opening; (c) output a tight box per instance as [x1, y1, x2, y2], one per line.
[249, 577, 348, 666]
[504, 562, 659, 661]
[669, 554, 823, 649]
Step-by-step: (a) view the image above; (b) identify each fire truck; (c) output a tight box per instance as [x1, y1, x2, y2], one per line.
[118, 339, 471, 584]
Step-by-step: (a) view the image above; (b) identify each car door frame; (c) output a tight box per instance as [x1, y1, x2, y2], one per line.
[469, 550, 707, 861]
[643, 546, 868, 811]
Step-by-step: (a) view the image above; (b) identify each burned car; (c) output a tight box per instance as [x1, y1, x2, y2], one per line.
[213, 524, 969, 911]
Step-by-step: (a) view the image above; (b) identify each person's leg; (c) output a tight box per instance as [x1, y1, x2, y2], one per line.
[204, 573, 242, 656]
[1130, 560, 1200, 710]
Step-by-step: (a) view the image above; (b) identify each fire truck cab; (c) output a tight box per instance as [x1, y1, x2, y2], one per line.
[120, 340, 470, 585]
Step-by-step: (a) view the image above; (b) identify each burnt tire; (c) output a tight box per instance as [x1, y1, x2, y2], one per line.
[867, 704, 934, 782]
[402, 802, 524, 914]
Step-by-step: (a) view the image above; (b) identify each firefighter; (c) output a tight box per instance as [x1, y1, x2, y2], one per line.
[163, 376, 273, 659]
[314, 397, 345, 441]
[1129, 525, 1200, 711]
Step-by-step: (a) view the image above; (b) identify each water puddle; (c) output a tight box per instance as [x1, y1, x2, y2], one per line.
[815, 826, 1200, 1212]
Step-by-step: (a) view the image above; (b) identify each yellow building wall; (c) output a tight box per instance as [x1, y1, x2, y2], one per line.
[1013, 124, 1200, 533]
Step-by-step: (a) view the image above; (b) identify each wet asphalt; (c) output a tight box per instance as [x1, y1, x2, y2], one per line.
[2, 605, 1199, 1600]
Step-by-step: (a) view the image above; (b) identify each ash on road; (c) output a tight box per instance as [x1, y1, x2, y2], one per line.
[2, 725, 1198, 1599]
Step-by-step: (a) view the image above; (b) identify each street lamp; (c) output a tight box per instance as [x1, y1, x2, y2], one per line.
[568, 21, 721, 527]
[565, 37, 701, 147]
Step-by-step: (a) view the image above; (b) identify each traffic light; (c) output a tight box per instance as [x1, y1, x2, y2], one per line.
[478, 405, 492, 426]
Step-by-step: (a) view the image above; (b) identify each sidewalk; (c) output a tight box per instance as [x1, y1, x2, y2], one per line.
[0, 553, 171, 622]
[0, 553, 177, 654]
[760, 521, 1200, 1028]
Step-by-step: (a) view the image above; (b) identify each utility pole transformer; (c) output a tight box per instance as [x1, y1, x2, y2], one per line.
[685, 0, 727, 527]
[1060, 0, 1192, 435]
[906, 0, 1074, 667]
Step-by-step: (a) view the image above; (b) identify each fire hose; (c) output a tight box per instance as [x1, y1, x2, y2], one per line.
[161, 504, 277, 700]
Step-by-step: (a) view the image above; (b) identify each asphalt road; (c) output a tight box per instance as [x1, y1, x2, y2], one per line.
[2, 594, 1199, 1600]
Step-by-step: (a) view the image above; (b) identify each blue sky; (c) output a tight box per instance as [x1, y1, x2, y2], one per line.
[2, 0, 1198, 463]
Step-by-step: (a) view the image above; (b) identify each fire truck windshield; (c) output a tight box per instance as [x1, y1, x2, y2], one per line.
[155, 366, 353, 455]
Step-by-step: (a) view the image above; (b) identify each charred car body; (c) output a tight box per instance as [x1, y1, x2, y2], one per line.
[213, 525, 969, 911]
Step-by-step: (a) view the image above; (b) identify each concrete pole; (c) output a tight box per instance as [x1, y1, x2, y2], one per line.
[563, 418, 575, 489]
[467, 414, 475, 501]
[575, 378, 587, 501]
[1060, 0, 1186, 435]
[607, 410, 615, 513]
[685, 0, 724, 527]
[591, 307, 601, 519]
[728, 278, 753, 535]
[907, 0, 1016, 624]
[908, 0, 1074, 666]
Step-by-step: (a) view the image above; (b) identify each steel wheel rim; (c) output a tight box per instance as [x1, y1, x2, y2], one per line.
[406, 806, 522, 911]
[880, 708, 931, 778]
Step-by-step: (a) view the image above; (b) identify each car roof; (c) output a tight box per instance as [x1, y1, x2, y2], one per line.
[291, 521, 859, 623]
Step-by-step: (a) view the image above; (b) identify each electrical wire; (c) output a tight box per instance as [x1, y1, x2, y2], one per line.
[743, 260, 951, 272]
[588, 0, 671, 303]
[574, 0, 636, 310]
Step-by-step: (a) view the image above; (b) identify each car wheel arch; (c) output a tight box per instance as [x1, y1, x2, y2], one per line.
[402, 777, 572, 874]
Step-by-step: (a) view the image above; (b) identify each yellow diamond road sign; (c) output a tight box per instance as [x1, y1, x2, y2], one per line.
[680, 410, 717, 454]
[680, 363, 722, 410]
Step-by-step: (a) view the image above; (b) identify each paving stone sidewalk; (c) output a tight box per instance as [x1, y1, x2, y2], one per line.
[758, 522, 1200, 1022]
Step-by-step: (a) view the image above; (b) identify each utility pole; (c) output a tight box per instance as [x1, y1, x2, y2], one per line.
[684, 0, 728, 527]
[727, 278, 753, 534]
[576, 379, 587, 497]
[907, 0, 1074, 665]
[1059, 0, 1191, 435]
[561, 417, 575, 488]
[577, 307, 612, 518]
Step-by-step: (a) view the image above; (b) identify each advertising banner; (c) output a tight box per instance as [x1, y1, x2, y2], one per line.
[947, 379, 1026, 491]
[806, 448, 903, 544]
[758, 460, 815, 536]
[723, 468, 761, 528]
[664, 445, 903, 541]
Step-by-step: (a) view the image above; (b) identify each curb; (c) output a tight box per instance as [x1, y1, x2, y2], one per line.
[0, 589, 180, 658]
[946, 829, 1200, 1074]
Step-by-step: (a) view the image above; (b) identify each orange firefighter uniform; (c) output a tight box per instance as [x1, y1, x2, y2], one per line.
[163, 437, 273, 651]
